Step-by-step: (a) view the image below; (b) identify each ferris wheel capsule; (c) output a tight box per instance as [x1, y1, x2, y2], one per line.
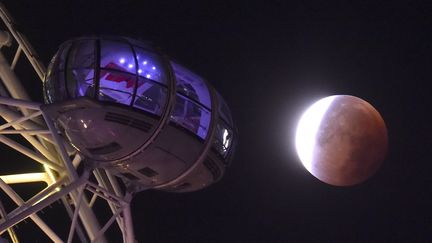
[41, 36, 237, 192]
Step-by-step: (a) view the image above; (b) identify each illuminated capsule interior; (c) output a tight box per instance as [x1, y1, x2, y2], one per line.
[43, 37, 236, 192]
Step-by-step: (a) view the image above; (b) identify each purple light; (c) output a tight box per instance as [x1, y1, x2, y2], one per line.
[143, 61, 147, 65]
[119, 58, 125, 64]
[138, 69, 142, 74]
[128, 64, 133, 68]
[146, 74, 151, 78]
[152, 66, 156, 70]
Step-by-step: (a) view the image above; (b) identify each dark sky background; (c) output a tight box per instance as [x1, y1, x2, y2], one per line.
[2, 0, 432, 242]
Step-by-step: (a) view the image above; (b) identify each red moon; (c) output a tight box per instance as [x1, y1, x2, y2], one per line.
[295, 95, 388, 186]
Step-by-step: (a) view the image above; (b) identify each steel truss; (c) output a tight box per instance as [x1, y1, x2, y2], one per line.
[0, 3, 136, 242]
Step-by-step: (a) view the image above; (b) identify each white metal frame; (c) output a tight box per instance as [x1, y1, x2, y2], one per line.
[0, 3, 136, 242]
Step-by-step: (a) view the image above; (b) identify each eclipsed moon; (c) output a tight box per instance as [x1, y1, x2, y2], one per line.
[295, 95, 388, 186]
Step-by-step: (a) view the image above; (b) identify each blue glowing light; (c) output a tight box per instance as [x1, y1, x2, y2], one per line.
[119, 58, 125, 64]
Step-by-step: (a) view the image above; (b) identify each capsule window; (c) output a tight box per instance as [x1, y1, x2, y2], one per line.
[171, 94, 211, 139]
[216, 92, 234, 126]
[57, 44, 71, 70]
[66, 69, 95, 98]
[45, 71, 67, 103]
[45, 43, 72, 102]
[134, 48, 167, 85]
[133, 77, 167, 116]
[171, 62, 211, 109]
[67, 40, 96, 69]
[51, 42, 72, 71]
[100, 40, 135, 74]
[212, 120, 233, 158]
[99, 70, 135, 105]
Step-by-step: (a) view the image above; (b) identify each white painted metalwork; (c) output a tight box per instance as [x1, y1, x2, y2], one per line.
[0, 3, 136, 242]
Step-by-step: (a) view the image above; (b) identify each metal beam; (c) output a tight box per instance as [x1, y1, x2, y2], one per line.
[0, 134, 62, 171]
[0, 176, 86, 234]
[67, 184, 86, 243]
[0, 177, 62, 242]
[0, 110, 42, 131]
[0, 173, 49, 184]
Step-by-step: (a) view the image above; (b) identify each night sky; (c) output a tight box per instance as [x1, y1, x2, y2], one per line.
[2, 1, 432, 242]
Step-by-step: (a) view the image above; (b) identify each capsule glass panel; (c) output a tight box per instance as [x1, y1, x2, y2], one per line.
[56, 43, 71, 70]
[45, 43, 72, 103]
[45, 71, 66, 103]
[171, 62, 211, 109]
[216, 92, 234, 126]
[99, 70, 135, 105]
[133, 77, 167, 116]
[135, 48, 167, 85]
[171, 94, 211, 139]
[212, 120, 234, 158]
[67, 40, 95, 69]
[48, 42, 71, 72]
[100, 40, 135, 73]
[66, 69, 95, 98]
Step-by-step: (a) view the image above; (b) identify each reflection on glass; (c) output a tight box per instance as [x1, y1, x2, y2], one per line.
[45, 71, 66, 103]
[134, 77, 167, 115]
[66, 69, 95, 98]
[213, 120, 233, 157]
[99, 70, 135, 105]
[57, 43, 71, 70]
[67, 41, 95, 69]
[46, 52, 59, 80]
[135, 48, 167, 84]
[171, 94, 211, 139]
[47, 43, 69, 74]
[177, 82, 199, 101]
[171, 62, 211, 109]
[100, 41, 134, 73]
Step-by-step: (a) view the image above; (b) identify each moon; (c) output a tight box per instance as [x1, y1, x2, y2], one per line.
[295, 95, 388, 186]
